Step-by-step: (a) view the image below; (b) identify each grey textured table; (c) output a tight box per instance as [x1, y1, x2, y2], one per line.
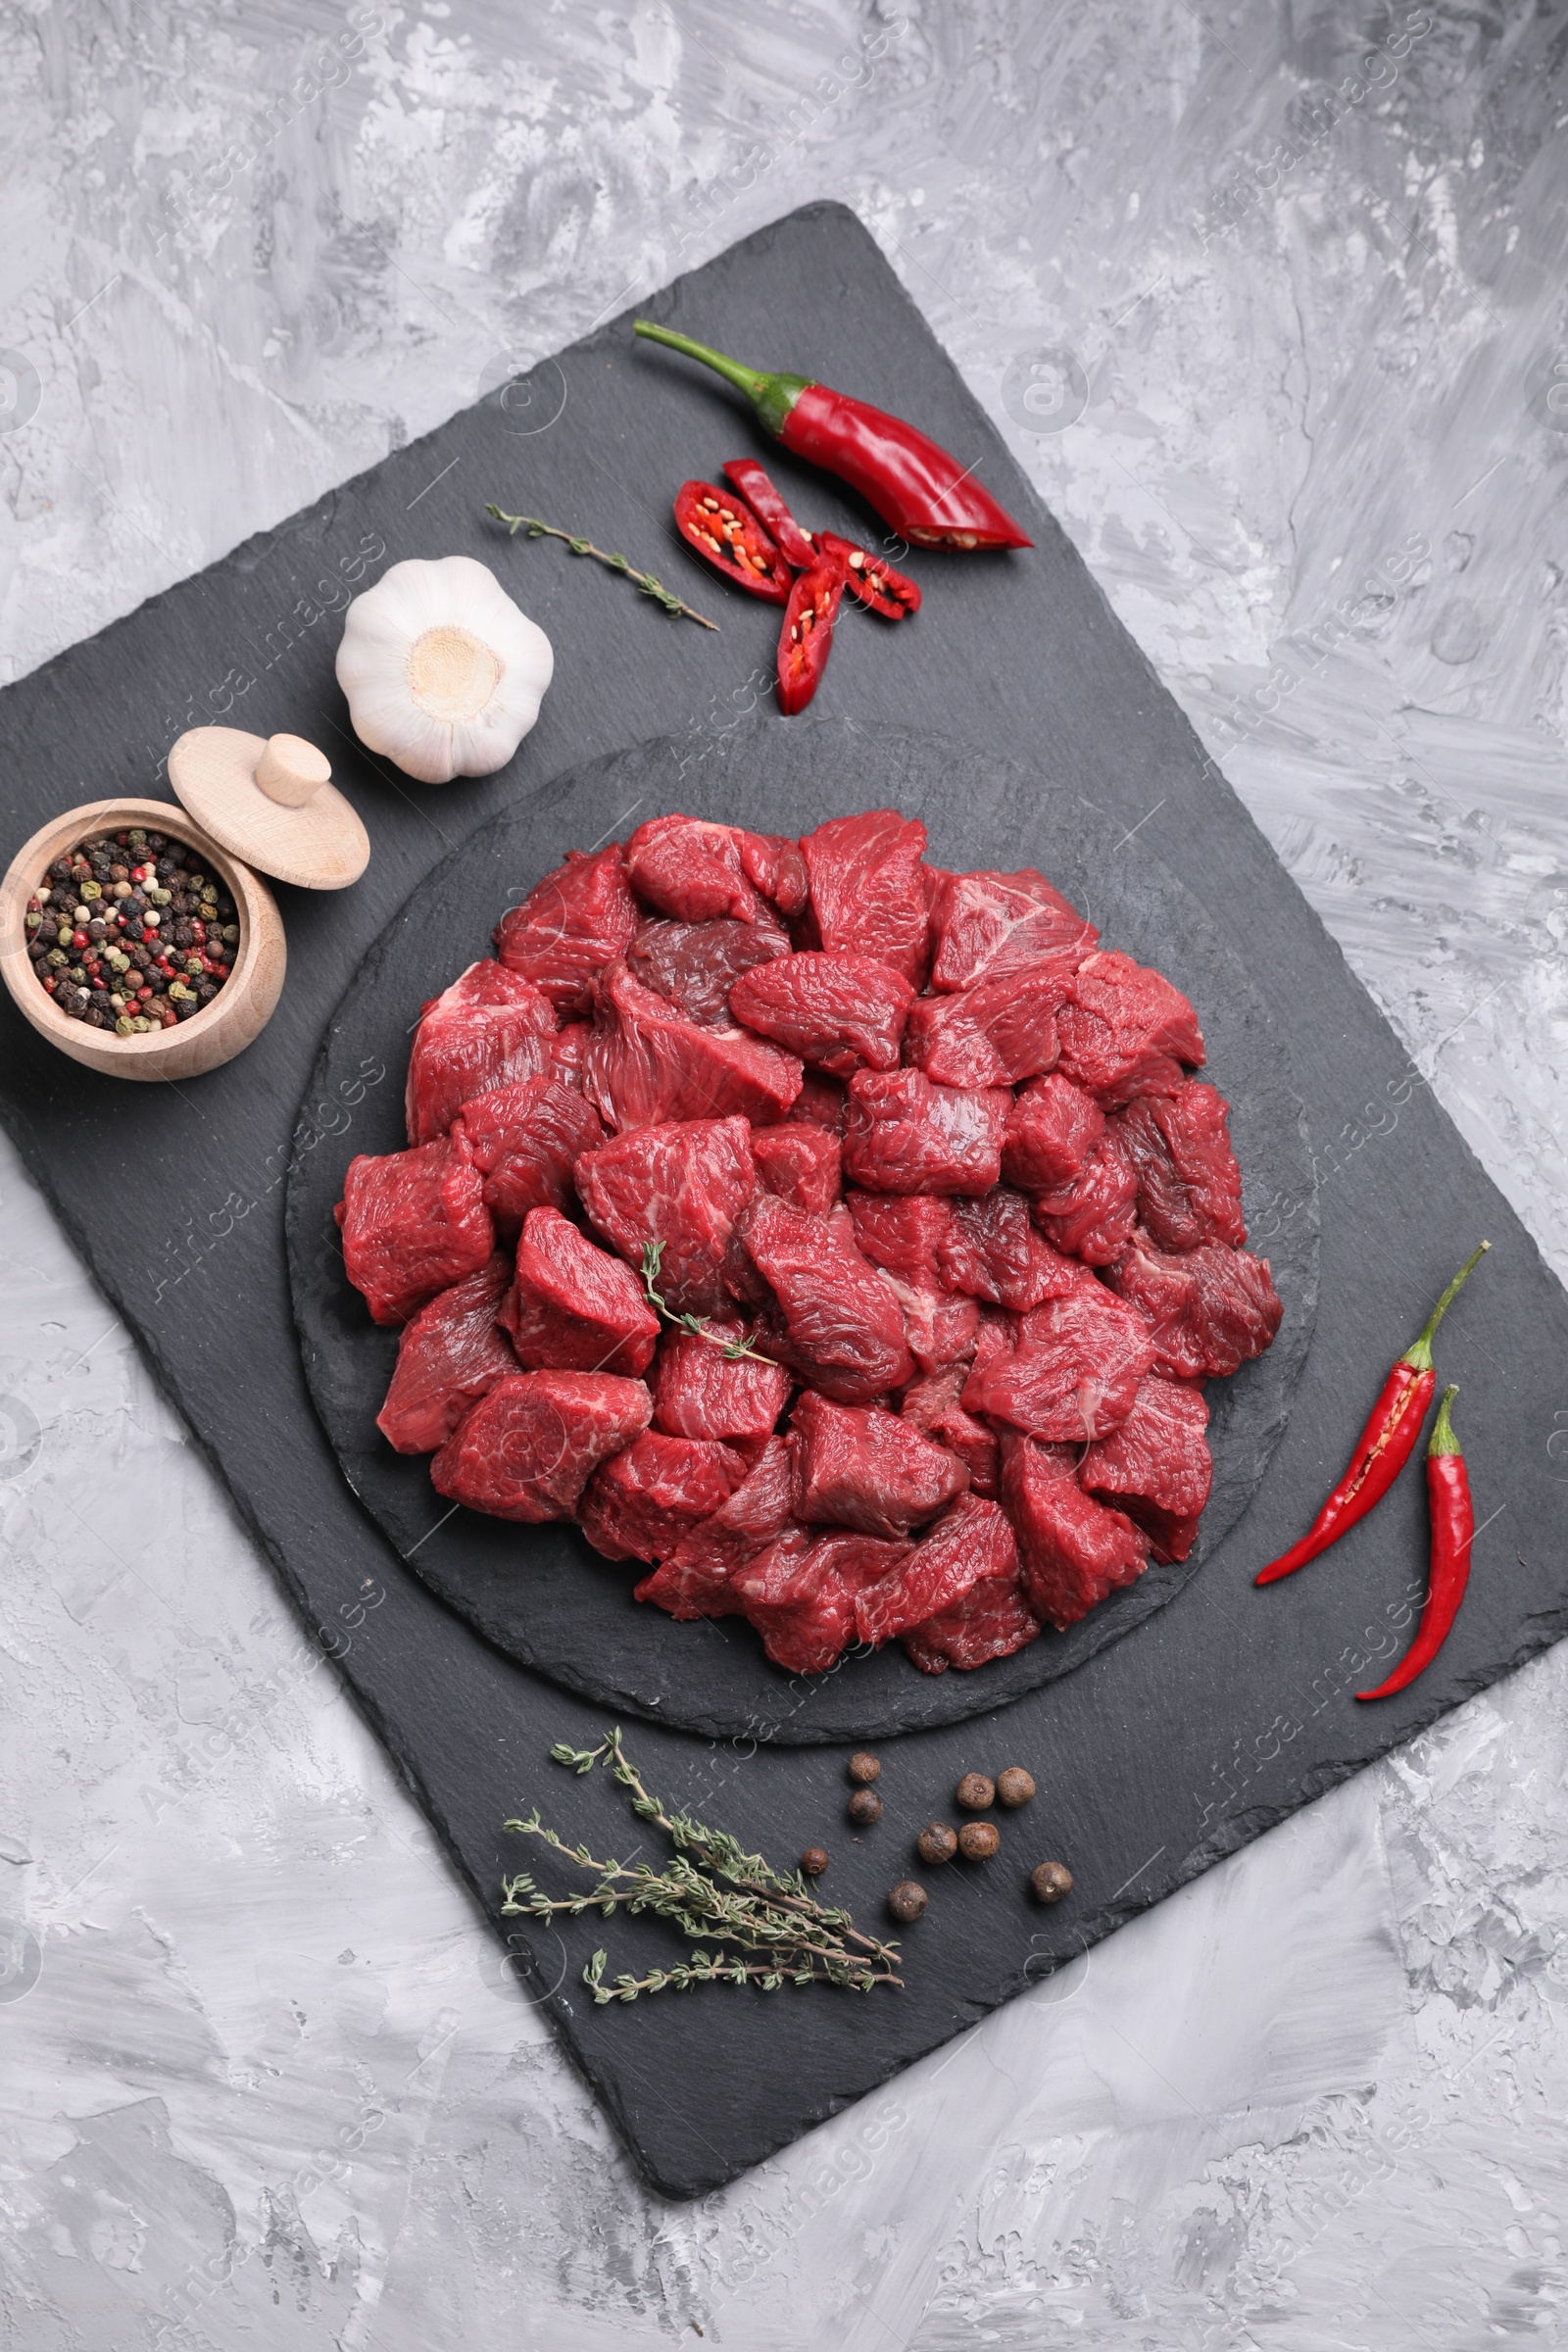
[3, 6, 1566, 2346]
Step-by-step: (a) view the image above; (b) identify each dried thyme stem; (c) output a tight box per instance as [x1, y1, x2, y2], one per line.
[484, 506, 719, 630]
[640, 1241, 778, 1366]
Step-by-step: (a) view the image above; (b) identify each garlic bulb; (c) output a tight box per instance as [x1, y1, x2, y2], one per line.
[335, 555, 554, 784]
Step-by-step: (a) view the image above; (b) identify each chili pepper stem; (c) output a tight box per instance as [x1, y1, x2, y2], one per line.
[634, 320, 809, 437]
[1403, 1240, 1491, 1372]
[1427, 1381, 1461, 1457]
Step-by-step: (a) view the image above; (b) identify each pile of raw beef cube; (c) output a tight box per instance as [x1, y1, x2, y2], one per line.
[336, 808, 1282, 1678]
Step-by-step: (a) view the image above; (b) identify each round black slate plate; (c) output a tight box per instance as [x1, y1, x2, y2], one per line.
[287, 720, 1319, 1741]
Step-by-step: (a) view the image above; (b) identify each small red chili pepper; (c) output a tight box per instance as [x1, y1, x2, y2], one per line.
[637, 321, 1032, 551]
[1357, 1386, 1474, 1700]
[777, 555, 848, 715]
[1255, 1241, 1490, 1586]
[816, 531, 921, 620]
[722, 458, 819, 568]
[672, 478, 791, 603]
[721, 460, 923, 620]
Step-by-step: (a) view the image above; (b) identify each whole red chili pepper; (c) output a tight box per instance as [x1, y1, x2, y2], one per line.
[1254, 1241, 1489, 1586]
[1357, 1386, 1473, 1700]
[672, 479, 791, 603]
[636, 320, 1033, 551]
[721, 460, 923, 618]
[777, 555, 848, 715]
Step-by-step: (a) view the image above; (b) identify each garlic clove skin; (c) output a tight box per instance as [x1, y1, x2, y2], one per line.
[336, 554, 554, 785]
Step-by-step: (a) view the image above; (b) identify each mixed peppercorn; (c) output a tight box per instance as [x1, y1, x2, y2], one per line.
[24, 828, 239, 1037]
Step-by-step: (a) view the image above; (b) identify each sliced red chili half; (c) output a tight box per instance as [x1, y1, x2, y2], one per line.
[776, 556, 848, 715]
[722, 458, 820, 570]
[673, 479, 791, 603]
[816, 531, 922, 620]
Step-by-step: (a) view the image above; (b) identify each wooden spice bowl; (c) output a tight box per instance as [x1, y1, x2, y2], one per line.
[0, 797, 286, 1082]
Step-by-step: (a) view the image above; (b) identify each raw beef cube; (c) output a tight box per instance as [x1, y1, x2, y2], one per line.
[937, 1187, 1077, 1310]
[735, 830, 809, 916]
[1107, 1235, 1283, 1378]
[728, 952, 914, 1077]
[904, 956, 1073, 1088]
[902, 1367, 1000, 1498]
[456, 1076, 606, 1236]
[751, 1122, 842, 1215]
[927, 866, 1097, 993]
[799, 809, 931, 985]
[494, 844, 640, 1015]
[375, 1255, 517, 1453]
[730, 1530, 897, 1674]
[627, 911, 792, 1030]
[902, 1575, 1042, 1674]
[787, 1071, 850, 1133]
[1112, 1081, 1246, 1251]
[791, 1390, 968, 1538]
[625, 814, 760, 922]
[963, 1283, 1155, 1441]
[575, 1114, 758, 1319]
[1032, 1136, 1139, 1266]
[405, 959, 558, 1145]
[501, 1205, 660, 1376]
[1055, 950, 1205, 1109]
[856, 1494, 1018, 1644]
[584, 961, 803, 1133]
[338, 1128, 494, 1326]
[431, 1370, 653, 1521]
[651, 1322, 792, 1442]
[1001, 1072, 1105, 1192]
[842, 1069, 1009, 1196]
[635, 1435, 798, 1617]
[737, 1194, 912, 1401]
[551, 1022, 591, 1089]
[847, 1190, 956, 1281]
[578, 1432, 749, 1562]
[1081, 1375, 1212, 1563]
[877, 1268, 981, 1375]
[1001, 1432, 1149, 1630]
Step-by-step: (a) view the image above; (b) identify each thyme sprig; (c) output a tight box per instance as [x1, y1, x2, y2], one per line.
[640, 1240, 777, 1365]
[502, 1728, 903, 2003]
[484, 506, 719, 630]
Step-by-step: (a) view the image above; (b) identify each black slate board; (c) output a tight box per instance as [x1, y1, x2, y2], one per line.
[3, 203, 1566, 2201]
[288, 720, 1320, 1739]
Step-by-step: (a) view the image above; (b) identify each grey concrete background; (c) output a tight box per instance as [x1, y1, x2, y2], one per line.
[2, 3, 1566, 2344]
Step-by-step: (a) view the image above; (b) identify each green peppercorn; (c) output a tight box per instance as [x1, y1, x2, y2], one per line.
[80, 878, 101, 900]
[46, 948, 68, 968]
[221, 924, 239, 946]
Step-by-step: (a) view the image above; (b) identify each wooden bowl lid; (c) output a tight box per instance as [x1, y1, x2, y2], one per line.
[168, 727, 370, 891]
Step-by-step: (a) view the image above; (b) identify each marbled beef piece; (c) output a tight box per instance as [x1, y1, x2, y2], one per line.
[799, 809, 931, 986]
[1081, 1375, 1212, 1563]
[1106, 1234, 1283, 1378]
[1001, 1071, 1106, 1192]
[937, 1186, 1077, 1310]
[651, 1322, 792, 1442]
[901, 1572, 1043, 1674]
[846, 1190, 956, 1281]
[431, 1370, 652, 1522]
[876, 1267, 981, 1376]
[635, 1435, 798, 1618]
[963, 1282, 1155, 1442]
[786, 1070, 850, 1134]
[926, 866, 1097, 993]
[731, 1529, 903, 1675]
[855, 1494, 1019, 1645]
[842, 1069, 1009, 1196]
[501, 1206, 660, 1377]
[1032, 1134, 1140, 1266]
[751, 1122, 842, 1216]
[625, 814, 761, 922]
[791, 1390, 969, 1538]
[575, 1114, 758, 1319]
[904, 955, 1075, 1089]
[901, 1366, 1000, 1498]
[1111, 1081, 1246, 1251]
[735, 829, 808, 916]
[584, 961, 802, 1134]
[578, 1432, 750, 1562]
[337, 1127, 494, 1327]
[494, 844, 639, 1016]
[404, 959, 558, 1144]
[728, 951, 914, 1078]
[1000, 1432, 1149, 1630]
[375, 1255, 517, 1454]
[626, 910, 792, 1030]
[455, 1075, 606, 1237]
[1055, 950, 1205, 1110]
[550, 1021, 591, 1090]
[737, 1194, 913, 1401]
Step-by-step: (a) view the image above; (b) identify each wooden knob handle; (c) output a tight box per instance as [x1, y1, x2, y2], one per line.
[255, 733, 331, 808]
